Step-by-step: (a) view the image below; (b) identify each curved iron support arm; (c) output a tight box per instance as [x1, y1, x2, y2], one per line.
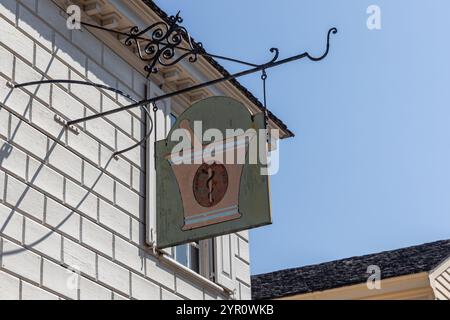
[9, 79, 155, 158]
[112, 104, 154, 158]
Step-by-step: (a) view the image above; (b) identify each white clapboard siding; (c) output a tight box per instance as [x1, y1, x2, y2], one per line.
[429, 257, 450, 300]
[215, 233, 236, 292]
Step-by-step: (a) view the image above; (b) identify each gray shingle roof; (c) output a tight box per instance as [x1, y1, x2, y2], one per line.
[251, 239, 450, 300]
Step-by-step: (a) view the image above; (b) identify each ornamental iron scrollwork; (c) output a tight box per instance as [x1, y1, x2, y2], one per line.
[124, 11, 202, 77]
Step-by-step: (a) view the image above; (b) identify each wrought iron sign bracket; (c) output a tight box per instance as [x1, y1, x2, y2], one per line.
[54, 114, 80, 135]
[7, 10, 338, 159]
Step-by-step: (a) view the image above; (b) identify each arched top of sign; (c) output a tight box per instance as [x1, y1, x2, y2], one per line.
[164, 96, 259, 146]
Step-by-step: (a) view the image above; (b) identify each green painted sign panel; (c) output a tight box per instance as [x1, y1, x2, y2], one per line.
[156, 96, 272, 249]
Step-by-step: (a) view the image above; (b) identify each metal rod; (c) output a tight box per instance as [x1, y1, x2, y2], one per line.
[66, 28, 337, 126]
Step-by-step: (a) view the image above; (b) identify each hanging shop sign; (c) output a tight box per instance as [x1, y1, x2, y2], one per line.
[9, 9, 337, 250]
[155, 97, 271, 248]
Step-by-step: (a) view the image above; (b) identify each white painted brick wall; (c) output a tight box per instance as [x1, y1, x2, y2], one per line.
[175, 275, 204, 300]
[67, 129, 99, 165]
[85, 116, 116, 151]
[18, 4, 53, 50]
[19, 0, 37, 13]
[98, 200, 130, 239]
[21, 281, 59, 300]
[54, 33, 86, 75]
[113, 236, 144, 274]
[87, 59, 117, 90]
[14, 59, 51, 105]
[97, 255, 130, 296]
[1, 238, 41, 284]
[72, 27, 102, 64]
[0, 0, 251, 300]
[30, 99, 65, 140]
[0, 270, 20, 300]
[0, 16, 34, 62]
[79, 277, 111, 300]
[100, 149, 132, 190]
[162, 288, 182, 300]
[6, 175, 45, 221]
[81, 217, 113, 258]
[0, 0, 16, 24]
[102, 95, 133, 136]
[48, 143, 83, 182]
[70, 73, 101, 113]
[112, 292, 128, 300]
[35, 45, 70, 88]
[41, 258, 78, 300]
[82, 163, 114, 200]
[45, 197, 80, 240]
[0, 106, 10, 139]
[52, 86, 85, 121]
[115, 181, 141, 219]
[0, 204, 24, 242]
[62, 238, 96, 278]
[131, 273, 160, 300]
[0, 77, 32, 119]
[64, 179, 98, 220]
[0, 139, 28, 180]
[130, 218, 143, 245]
[24, 217, 61, 261]
[36, 0, 70, 39]
[146, 255, 175, 291]
[0, 45, 14, 79]
[27, 157, 65, 200]
[10, 115, 48, 159]
[0, 170, 5, 202]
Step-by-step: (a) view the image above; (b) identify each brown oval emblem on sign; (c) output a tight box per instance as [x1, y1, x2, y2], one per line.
[193, 163, 228, 208]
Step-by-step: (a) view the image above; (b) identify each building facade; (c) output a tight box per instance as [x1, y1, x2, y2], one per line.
[0, 0, 291, 300]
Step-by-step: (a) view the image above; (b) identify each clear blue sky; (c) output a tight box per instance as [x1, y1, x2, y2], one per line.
[155, 0, 450, 275]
